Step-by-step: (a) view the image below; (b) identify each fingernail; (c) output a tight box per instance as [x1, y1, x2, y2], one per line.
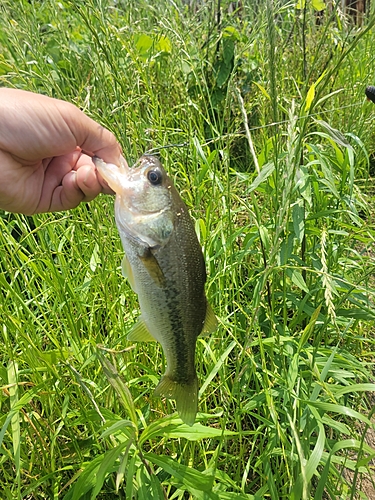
[83, 167, 92, 188]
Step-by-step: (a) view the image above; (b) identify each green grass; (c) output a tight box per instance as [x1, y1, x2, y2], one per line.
[1, 0, 375, 498]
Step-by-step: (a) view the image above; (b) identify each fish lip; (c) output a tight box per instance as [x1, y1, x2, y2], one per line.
[92, 155, 127, 170]
[93, 155, 131, 193]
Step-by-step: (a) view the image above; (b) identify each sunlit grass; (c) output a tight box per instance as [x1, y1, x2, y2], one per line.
[0, 0, 375, 498]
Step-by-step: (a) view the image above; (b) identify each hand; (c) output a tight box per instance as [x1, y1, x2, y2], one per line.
[0, 88, 122, 214]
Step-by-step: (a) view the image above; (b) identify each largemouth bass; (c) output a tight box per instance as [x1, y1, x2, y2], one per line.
[94, 155, 217, 426]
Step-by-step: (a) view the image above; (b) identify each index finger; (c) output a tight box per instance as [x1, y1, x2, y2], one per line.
[65, 104, 122, 165]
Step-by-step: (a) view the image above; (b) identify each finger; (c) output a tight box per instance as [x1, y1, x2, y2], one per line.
[63, 104, 122, 165]
[49, 170, 84, 211]
[0, 89, 122, 164]
[36, 151, 81, 212]
[75, 164, 111, 200]
[75, 154, 115, 195]
[49, 163, 113, 211]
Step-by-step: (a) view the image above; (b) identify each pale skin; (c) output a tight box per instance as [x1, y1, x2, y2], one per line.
[0, 88, 123, 214]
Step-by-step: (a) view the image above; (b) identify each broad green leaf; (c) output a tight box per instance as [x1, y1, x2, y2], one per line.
[140, 411, 232, 444]
[336, 307, 375, 320]
[64, 455, 105, 500]
[296, 165, 312, 207]
[279, 234, 294, 265]
[149, 472, 166, 499]
[144, 453, 214, 492]
[223, 38, 234, 65]
[286, 268, 309, 293]
[195, 217, 207, 242]
[321, 415, 351, 435]
[304, 401, 371, 425]
[91, 442, 130, 499]
[223, 26, 240, 40]
[136, 466, 165, 500]
[163, 423, 237, 441]
[100, 419, 136, 440]
[126, 454, 137, 499]
[312, 0, 326, 10]
[199, 340, 236, 395]
[292, 200, 305, 243]
[308, 144, 340, 198]
[0, 383, 44, 449]
[193, 136, 208, 164]
[99, 354, 138, 426]
[259, 226, 272, 254]
[287, 353, 299, 391]
[334, 383, 375, 397]
[116, 450, 129, 492]
[139, 415, 183, 444]
[304, 82, 315, 111]
[37, 348, 71, 366]
[304, 407, 325, 482]
[253, 81, 271, 100]
[247, 162, 275, 193]
[156, 35, 171, 53]
[314, 119, 352, 148]
[135, 33, 153, 57]
[216, 61, 232, 88]
[298, 306, 321, 352]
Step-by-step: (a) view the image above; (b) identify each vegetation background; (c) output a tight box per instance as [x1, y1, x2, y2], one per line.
[0, 0, 375, 498]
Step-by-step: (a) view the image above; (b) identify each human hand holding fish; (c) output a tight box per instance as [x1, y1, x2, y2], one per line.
[94, 155, 217, 426]
[0, 88, 121, 214]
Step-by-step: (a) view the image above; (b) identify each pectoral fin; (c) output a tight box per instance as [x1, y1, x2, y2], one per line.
[127, 316, 156, 342]
[121, 254, 138, 293]
[200, 302, 218, 336]
[139, 248, 166, 287]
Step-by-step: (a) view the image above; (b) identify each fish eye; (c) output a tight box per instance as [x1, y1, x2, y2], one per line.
[147, 169, 163, 186]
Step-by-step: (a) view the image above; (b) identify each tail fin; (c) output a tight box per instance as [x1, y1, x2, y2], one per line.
[154, 375, 198, 426]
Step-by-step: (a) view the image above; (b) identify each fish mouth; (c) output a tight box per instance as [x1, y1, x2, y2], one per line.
[93, 155, 129, 194]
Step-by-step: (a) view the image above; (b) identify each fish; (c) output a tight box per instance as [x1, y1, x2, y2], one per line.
[94, 154, 217, 426]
